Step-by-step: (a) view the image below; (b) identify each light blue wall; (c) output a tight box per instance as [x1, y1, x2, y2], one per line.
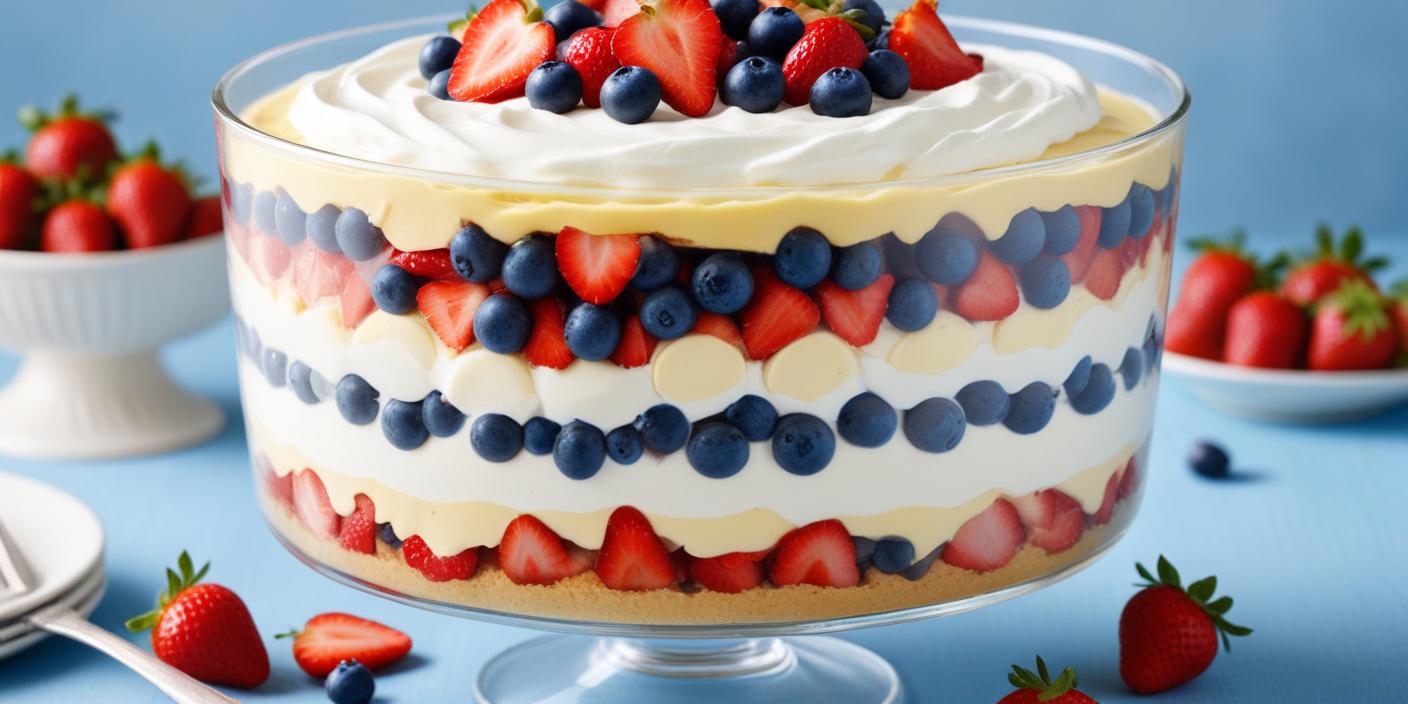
[2, 1, 1404, 238]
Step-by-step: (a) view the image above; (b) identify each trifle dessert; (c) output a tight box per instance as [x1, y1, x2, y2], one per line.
[216, 0, 1185, 625]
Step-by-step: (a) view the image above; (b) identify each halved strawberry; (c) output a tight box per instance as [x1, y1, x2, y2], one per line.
[338, 494, 378, 555]
[340, 270, 376, 329]
[1011, 489, 1085, 554]
[716, 37, 743, 77]
[1092, 466, 1122, 526]
[613, 0, 724, 117]
[390, 248, 456, 279]
[293, 246, 354, 308]
[561, 27, 621, 108]
[1061, 205, 1103, 283]
[781, 17, 869, 106]
[594, 506, 676, 591]
[417, 279, 492, 352]
[768, 520, 860, 588]
[611, 314, 659, 367]
[741, 270, 821, 360]
[601, 0, 643, 26]
[688, 551, 763, 593]
[292, 470, 341, 540]
[282, 613, 412, 678]
[498, 515, 592, 585]
[524, 298, 575, 369]
[952, 252, 1019, 321]
[556, 226, 641, 304]
[1119, 457, 1139, 500]
[402, 536, 480, 582]
[249, 235, 293, 285]
[1083, 247, 1125, 301]
[262, 464, 294, 511]
[448, 0, 557, 103]
[888, 0, 980, 91]
[941, 498, 1025, 572]
[691, 312, 744, 348]
[816, 274, 895, 346]
[1121, 227, 1154, 270]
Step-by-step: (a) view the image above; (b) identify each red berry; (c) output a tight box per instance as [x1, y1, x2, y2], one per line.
[611, 314, 658, 367]
[600, 0, 643, 26]
[293, 246, 355, 308]
[1306, 279, 1397, 371]
[740, 270, 821, 360]
[448, 0, 557, 103]
[40, 200, 116, 253]
[1059, 205, 1102, 283]
[816, 274, 895, 346]
[888, 0, 980, 91]
[497, 514, 592, 585]
[417, 279, 492, 352]
[556, 226, 641, 304]
[1011, 489, 1085, 555]
[282, 612, 412, 678]
[524, 298, 576, 369]
[184, 195, 224, 239]
[1082, 246, 1125, 301]
[340, 266, 377, 328]
[767, 519, 859, 588]
[997, 657, 1097, 704]
[1164, 241, 1259, 360]
[402, 535, 480, 582]
[952, 252, 1019, 321]
[613, 0, 724, 118]
[0, 162, 41, 250]
[690, 311, 744, 348]
[594, 506, 676, 591]
[390, 248, 457, 279]
[1221, 291, 1308, 369]
[688, 551, 765, 593]
[1279, 225, 1384, 307]
[338, 494, 378, 555]
[781, 17, 869, 106]
[21, 96, 119, 182]
[108, 159, 194, 249]
[292, 470, 341, 539]
[1119, 557, 1251, 694]
[940, 498, 1024, 572]
[561, 27, 621, 108]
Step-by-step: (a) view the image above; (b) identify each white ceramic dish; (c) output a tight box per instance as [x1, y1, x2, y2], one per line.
[0, 471, 105, 621]
[0, 236, 230, 459]
[1163, 351, 1408, 422]
[0, 566, 106, 658]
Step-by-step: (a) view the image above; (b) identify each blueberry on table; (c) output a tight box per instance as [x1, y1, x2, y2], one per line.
[916, 227, 978, 285]
[523, 417, 563, 456]
[955, 380, 1009, 426]
[526, 61, 584, 114]
[641, 286, 697, 340]
[886, 276, 938, 331]
[501, 234, 558, 299]
[563, 302, 622, 360]
[325, 659, 375, 704]
[861, 49, 910, 100]
[607, 425, 644, 465]
[372, 264, 420, 314]
[773, 227, 832, 289]
[334, 207, 388, 261]
[687, 421, 751, 478]
[713, 0, 761, 40]
[634, 404, 690, 454]
[601, 66, 661, 124]
[450, 224, 508, 283]
[274, 190, 307, 246]
[307, 204, 343, 254]
[1019, 256, 1072, 310]
[772, 413, 836, 475]
[419, 35, 462, 79]
[428, 69, 454, 101]
[903, 398, 965, 453]
[474, 293, 533, 354]
[471, 414, 523, 462]
[692, 253, 754, 314]
[748, 7, 805, 60]
[1002, 382, 1056, 435]
[1188, 440, 1230, 478]
[554, 421, 608, 480]
[990, 208, 1047, 265]
[544, 0, 602, 43]
[722, 56, 785, 114]
[725, 395, 778, 441]
[421, 390, 466, 438]
[382, 398, 430, 451]
[630, 236, 680, 291]
[336, 374, 380, 425]
[1040, 205, 1082, 255]
[837, 392, 897, 448]
[810, 67, 872, 117]
[831, 240, 883, 290]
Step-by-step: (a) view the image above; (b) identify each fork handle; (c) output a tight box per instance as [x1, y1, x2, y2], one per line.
[25, 605, 239, 704]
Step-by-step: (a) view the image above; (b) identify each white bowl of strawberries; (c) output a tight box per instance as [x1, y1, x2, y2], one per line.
[0, 96, 229, 459]
[1162, 227, 1408, 422]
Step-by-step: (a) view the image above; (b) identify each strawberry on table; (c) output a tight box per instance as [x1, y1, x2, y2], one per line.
[595, 506, 676, 590]
[561, 27, 621, 108]
[613, 0, 724, 117]
[107, 146, 195, 249]
[888, 0, 980, 91]
[278, 612, 412, 678]
[556, 226, 641, 304]
[1164, 234, 1274, 360]
[0, 157, 40, 250]
[952, 252, 1019, 321]
[1221, 290, 1308, 369]
[997, 657, 1096, 704]
[41, 198, 117, 253]
[1306, 278, 1398, 371]
[18, 95, 119, 182]
[1120, 556, 1251, 694]
[418, 279, 492, 352]
[781, 17, 869, 106]
[816, 274, 894, 346]
[448, 0, 557, 103]
[740, 269, 821, 360]
[767, 519, 859, 588]
[1279, 224, 1386, 307]
[184, 195, 224, 239]
[497, 514, 593, 585]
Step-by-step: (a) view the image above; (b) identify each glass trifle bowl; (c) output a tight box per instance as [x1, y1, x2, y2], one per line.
[215, 11, 1186, 702]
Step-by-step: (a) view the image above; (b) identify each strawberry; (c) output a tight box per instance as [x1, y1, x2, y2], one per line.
[278, 613, 412, 678]
[40, 199, 116, 253]
[402, 535, 481, 582]
[448, 0, 557, 103]
[767, 519, 859, 587]
[524, 298, 576, 369]
[1118, 456, 1139, 499]
[888, 0, 980, 91]
[293, 469, 341, 539]
[1163, 235, 1268, 360]
[740, 270, 821, 360]
[1082, 246, 1125, 301]
[613, 0, 724, 117]
[340, 268, 377, 328]
[497, 514, 592, 585]
[1011, 489, 1085, 555]
[1392, 282, 1408, 359]
[952, 252, 1019, 321]
[1222, 291, 1308, 369]
[781, 17, 869, 105]
[716, 37, 744, 76]
[338, 494, 378, 555]
[418, 279, 492, 352]
[124, 552, 269, 688]
[390, 248, 456, 279]
[816, 274, 895, 346]
[601, 0, 643, 26]
[19, 95, 119, 182]
[293, 246, 354, 307]
[1092, 466, 1122, 526]
[688, 551, 765, 593]
[249, 235, 294, 285]
[998, 657, 1097, 704]
[1306, 278, 1397, 371]
[556, 226, 641, 304]
[1279, 224, 1385, 307]
[690, 311, 744, 348]
[107, 151, 195, 249]
[594, 506, 676, 590]
[262, 463, 295, 511]
[941, 498, 1024, 572]
[1120, 556, 1252, 694]
[1060, 205, 1102, 283]
[184, 195, 224, 239]
[0, 160, 40, 250]
[561, 27, 621, 108]
[611, 314, 659, 367]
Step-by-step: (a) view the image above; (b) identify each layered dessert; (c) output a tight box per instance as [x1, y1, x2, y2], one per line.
[218, 0, 1184, 624]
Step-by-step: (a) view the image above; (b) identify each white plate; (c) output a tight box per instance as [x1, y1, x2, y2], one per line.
[0, 568, 106, 660]
[1163, 351, 1408, 422]
[0, 472, 105, 621]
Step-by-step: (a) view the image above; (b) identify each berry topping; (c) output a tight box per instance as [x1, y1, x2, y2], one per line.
[809, 67, 872, 117]
[420, 35, 463, 79]
[561, 27, 622, 108]
[740, 270, 820, 359]
[952, 252, 1019, 322]
[722, 56, 786, 113]
[748, 6, 805, 60]
[771, 413, 835, 475]
[402, 536, 480, 582]
[782, 17, 869, 106]
[279, 612, 412, 678]
[816, 273, 895, 346]
[526, 60, 585, 113]
[524, 298, 576, 369]
[448, 0, 557, 103]
[601, 65, 663, 123]
[888, 0, 979, 90]
[941, 497, 1024, 572]
[498, 514, 593, 584]
[595, 506, 676, 590]
[614, 0, 724, 117]
[1120, 556, 1252, 694]
[860, 49, 911, 99]
[417, 279, 492, 352]
[611, 313, 660, 367]
[556, 226, 641, 304]
[768, 519, 860, 587]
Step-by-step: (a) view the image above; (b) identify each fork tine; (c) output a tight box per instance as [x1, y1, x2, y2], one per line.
[0, 515, 36, 598]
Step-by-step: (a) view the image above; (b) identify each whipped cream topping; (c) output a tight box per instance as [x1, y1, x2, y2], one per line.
[282, 35, 1103, 189]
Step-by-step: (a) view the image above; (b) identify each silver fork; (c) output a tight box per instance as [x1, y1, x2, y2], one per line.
[0, 516, 238, 704]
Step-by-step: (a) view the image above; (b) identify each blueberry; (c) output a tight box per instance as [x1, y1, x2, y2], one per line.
[325, 659, 375, 704]
[378, 523, 403, 549]
[501, 234, 559, 298]
[713, 0, 761, 40]
[428, 69, 453, 101]
[544, 0, 601, 42]
[872, 538, 915, 574]
[1003, 382, 1056, 435]
[1127, 184, 1155, 238]
[640, 286, 697, 340]
[1019, 256, 1072, 310]
[722, 56, 784, 114]
[773, 227, 832, 289]
[990, 208, 1046, 265]
[419, 35, 462, 79]
[601, 66, 661, 124]
[687, 421, 750, 478]
[955, 380, 1009, 426]
[372, 264, 420, 314]
[915, 227, 978, 285]
[450, 224, 509, 283]
[633, 404, 689, 454]
[252, 190, 277, 234]
[527, 60, 584, 113]
[262, 348, 287, 388]
[335, 207, 388, 261]
[336, 374, 380, 426]
[861, 50, 909, 100]
[1070, 363, 1116, 414]
[288, 361, 320, 404]
[274, 190, 307, 246]
[886, 276, 937, 331]
[692, 253, 754, 314]
[837, 392, 897, 448]
[607, 425, 644, 465]
[524, 417, 562, 456]
[869, 29, 889, 51]
[842, 0, 886, 35]
[1188, 440, 1230, 479]
[831, 241, 883, 290]
[1119, 347, 1144, 390]
[1098, 198, 1132, 249]
[748, 7, 804, 59]
[901, 545, 942, 581]
[229, 183, 252, 225]
[631, 236, 679, 291]
[1063, 355, 1093, 397]
[554, 421, 607, 480]
[853, 536, 876, 570]
[382, 399, 429, 450]
[307, 204, 342, 254]
[725, 395, 777, 441]
[771, 413, 835, 475]
[810, 67, 872, 117]
[903, 398, 965, 453]
[471, 414, 523, 462]
[474, 293, 532, 354]
[421, 390, 466, 438]
[563, 302, 622, 360]
[1143, 321, 1162, 373]
[1040, 205, 1082, 255]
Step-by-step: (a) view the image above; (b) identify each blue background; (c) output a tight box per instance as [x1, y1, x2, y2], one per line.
[3, 1, 1408, 702]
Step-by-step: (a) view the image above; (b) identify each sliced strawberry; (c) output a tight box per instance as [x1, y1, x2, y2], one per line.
[1083, 246, 1124, 301]
[1119, 457, 1139, 500]
[691, 312, 744, 348]
[292, 470, 341, 540]
[390, 248, 456, 279]
[889, 0, 980, 91]
[498, 515, 592, 585]
[556, 226, 641, 304]
[952, 252, 1019, 321]
[402, 536, 480, 582]
[594, 506, 676, 591]
[293, 246, 354, 308]
[524, 298, 575, 369]
[285, 613, 413, 678]
[816, 274, 895, 346]
[601, 0, 643, 27]
[1121, 227, 1154, 270]
[338, 494, 377, 555]
[611, 314, 659, 367]
[768, 520, 860, 588]
[249, 235, 293, 285]
[417, 279, 492, 352]
[1092, 466, 1122, 526]
[781, 17, 869, 106]
[448, 0, 557, 103]
[580, 0, 608, 10]
[262, 465, 294, 511]
[561, 27, 621, 108]
[340, 270, 376, 329]
[1011, 489, 1085, 555]
[741, 270, 821, 360]
[613, 0, 724, 117]
[1061, 205, 1103, 283]
[941, 498, 1024, 572]
[689, 551, 765, 593]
